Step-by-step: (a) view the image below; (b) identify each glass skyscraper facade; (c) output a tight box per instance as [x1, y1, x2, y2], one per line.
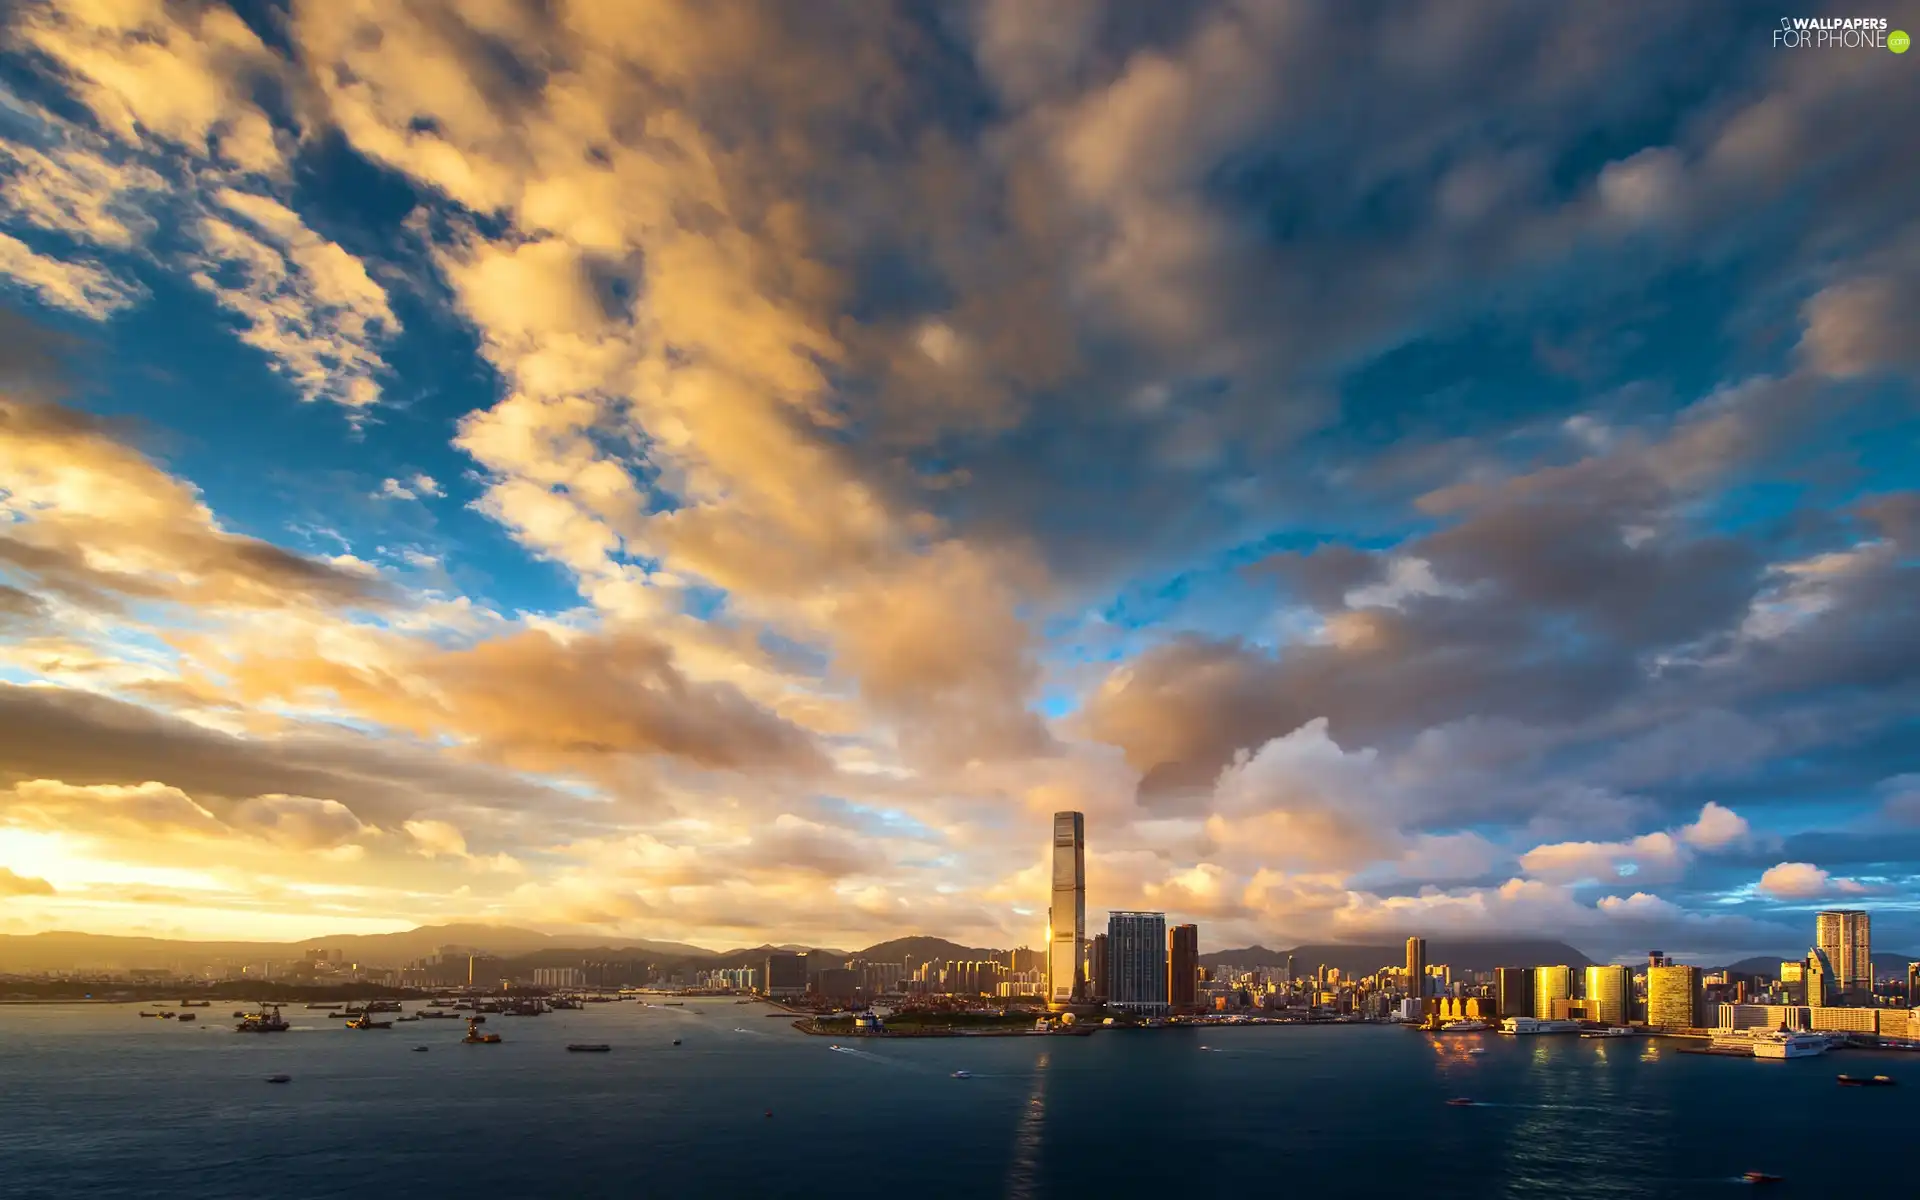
[1533, 964, 1574, 1020]
[1107, 911, 1168, 1014]
[1047, 811, 1086, 1009]
[1815, 910, 1871, 1000]
[1584, 964, 1632, 1026]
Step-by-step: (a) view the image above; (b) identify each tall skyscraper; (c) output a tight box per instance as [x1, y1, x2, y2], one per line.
[1803, 947, 1834, 1007]
[1107, 911, 1169, 1014]
[1169, 924, 1199, 1010]
[1533, 965, 1575, 1020]
[1090, 933, 1110, 1003]
[1405, 936, 1428, 1002]
[1047, 811, 1086, 1010]
[1815, 910, 1871, 1001]
[1909, 962, 1919, 1007]
[1646, 963, 1703, 1028]
[1495, 967, 1535, 1019]
[1584, 964, 1632, 1026]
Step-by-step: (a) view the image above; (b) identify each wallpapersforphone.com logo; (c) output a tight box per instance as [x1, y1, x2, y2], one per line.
[1772, 16, 1906, 50]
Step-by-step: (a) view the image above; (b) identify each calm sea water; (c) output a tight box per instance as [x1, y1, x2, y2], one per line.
[1, 1003, 1912, 1198]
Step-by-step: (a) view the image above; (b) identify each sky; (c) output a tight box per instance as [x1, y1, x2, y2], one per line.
[0, 0, 1915, 964]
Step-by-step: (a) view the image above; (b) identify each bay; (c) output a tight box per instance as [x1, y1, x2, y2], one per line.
[2, 1003, 1912, 1198]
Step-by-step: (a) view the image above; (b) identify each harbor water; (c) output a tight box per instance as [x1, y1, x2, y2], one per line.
[2, 1004, 1912, 1198]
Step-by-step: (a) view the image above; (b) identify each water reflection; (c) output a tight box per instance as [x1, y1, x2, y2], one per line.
[1003, 1050, 1050, 1200]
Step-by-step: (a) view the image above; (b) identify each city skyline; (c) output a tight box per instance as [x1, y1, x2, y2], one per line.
[0, 3, 1914, 958]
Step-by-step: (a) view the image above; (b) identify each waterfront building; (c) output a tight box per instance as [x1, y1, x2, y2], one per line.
[1584, 964, 1632, 1026]
[1815, 910, 1871, 1002]
[1048, 811, 1087, 1009]
[1169, 924, 1199, 1011]
[765, 952, 807, 1000]
[1406, 937, 1428, 1001]
[1495, 967, 1534, 1019]
[1533, 965, 1575, 1021]
[1647, 963, 1704, 1029]
[1090, 933, 1109, 1004]
[1804, 947, 1834, 1008]
[1108, 911, 1169, 1014]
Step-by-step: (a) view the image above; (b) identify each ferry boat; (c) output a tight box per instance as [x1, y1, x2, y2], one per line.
[1750, 1030, 1828, 1059]
[1498, 1017, 1579, 1035]
[1437, 1019, 1491, 1033]
[236, 1005, 290, 1033]
[1581, 1027, 1634, 1038]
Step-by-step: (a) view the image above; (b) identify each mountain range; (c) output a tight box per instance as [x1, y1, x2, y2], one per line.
[1198, 940, 1596, 977]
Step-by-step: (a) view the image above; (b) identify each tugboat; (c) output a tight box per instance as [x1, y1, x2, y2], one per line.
[1837, 1074, 1896, 1087]
[463, 1017, 501, 1044]
[236, 1005, 290, 1033]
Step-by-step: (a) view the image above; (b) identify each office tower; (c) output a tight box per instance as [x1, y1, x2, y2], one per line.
[1090, 933, 1110, 1003]
[1406, 937, 1428, 1001]
[1108, 911, 1169, 1014]
[1585, 965, 1632, 1026]
[1169, 924, 1199, 1010]
[1048, 811, 1087, 1009]
[1648, 950, 1671, 969]
[1495, 967, 1535, 1019]
[1909, 962, 1919, 1007]
[1803, 947, 1834, 1007]
[1533, 965, 1575, 1020]
[764, 952, 807, 999]
[1646, 963, 1703, 1029]
[1815, 910, 1871, 1001]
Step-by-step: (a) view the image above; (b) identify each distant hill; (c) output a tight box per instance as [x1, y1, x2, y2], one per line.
[0, 924, 719, 972]
[850, 936, 1005, 964]
[1200, 940, 1595, 977]
[1719, 952, 1917, 980]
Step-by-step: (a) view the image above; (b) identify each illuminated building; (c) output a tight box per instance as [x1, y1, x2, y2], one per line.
[1090, 933, 1109, 1003]
[1533, 965, 1575, 1021]
[1815, 910, 1871, 1001]
[1647, 963, 1703, 1029]
[1406, 937, 1428, 1001]
[1047, 811, 1087, 1009]
[1169, 924, 1199, 1011]
[1584, 964, 1632, 1026]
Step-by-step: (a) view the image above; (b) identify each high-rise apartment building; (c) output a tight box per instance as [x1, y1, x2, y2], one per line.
[1406, 937, 1428, 1001]
[1647, 963, 1703, 1029]
[764, 952, 807, 999]
[1048, 811, 1087, 1009]
[1108, 911, 1169, 1014]
[1169, 924, 1199, 1010]
[1495, 967, 1535, 1018]
[1533, 965, 1575, 1021]
[1090, 933, 1109, 1003]
[1815, 910, 1871, 1001]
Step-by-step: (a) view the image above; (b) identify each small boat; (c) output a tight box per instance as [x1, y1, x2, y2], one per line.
[1837, 1074, 1896, 1087]
[1446, 1097, 1475, 1107]
[160, 1011, 177, 1019]
[567, 1043, 612, 1053]
[232, 1011, 246, 1018]
[178, 1013, 197, 1022]
[345, 1011, 393, 1030]
[139, 1012, 158, 1018]
[1742, 1171, 1783, 1184]
[951, 1070, 972, 1079]
[672, 1038, 682, 1046]
[830, 1044, 840, 1050]
[413, 1045, 430, 1052]
[266, 1074, 292, 1084]
[1465, 1047, 1485, 1055]
[463, 1017, 501, 1044]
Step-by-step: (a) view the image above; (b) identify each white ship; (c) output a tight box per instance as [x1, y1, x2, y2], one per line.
[1499, 1017, 1581, 1035]
[1438, 1019, 1492, 1033]
[1750, 1030, 1829, 1059]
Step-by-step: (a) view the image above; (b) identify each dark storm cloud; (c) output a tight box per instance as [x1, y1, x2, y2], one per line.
[0, 684, 606, 834]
